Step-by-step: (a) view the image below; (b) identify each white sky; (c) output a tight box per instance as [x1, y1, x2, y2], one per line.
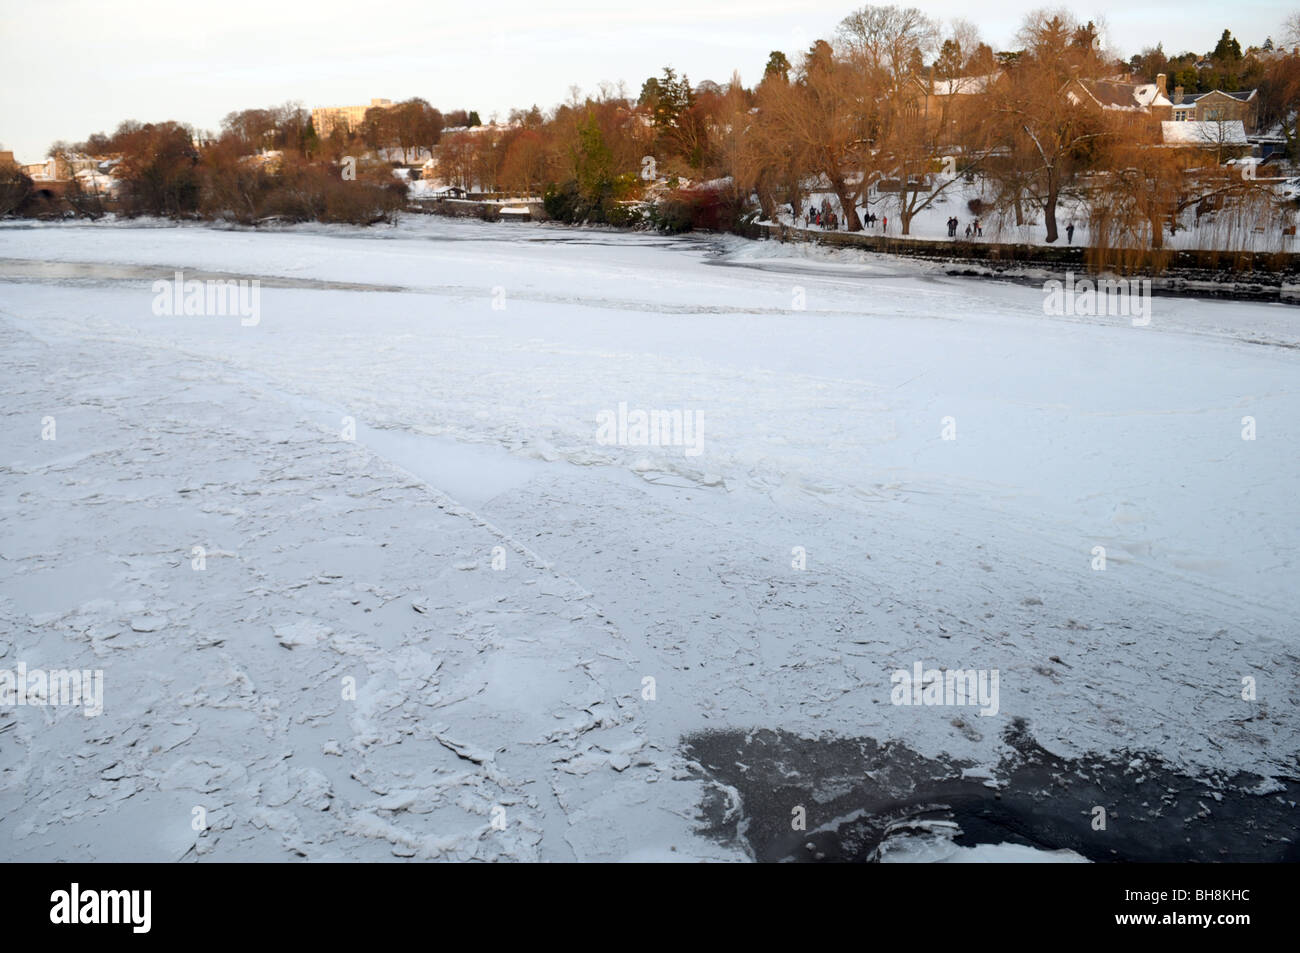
[0, 0, 1291, 162]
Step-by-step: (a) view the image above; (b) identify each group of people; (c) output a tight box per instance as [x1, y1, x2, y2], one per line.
[801, 200, 890, 233]
[801, 212, 894, 232]
[793, 201, 1082, 246]
[946, 216, 983, 239]
[805, 207, 841, 230]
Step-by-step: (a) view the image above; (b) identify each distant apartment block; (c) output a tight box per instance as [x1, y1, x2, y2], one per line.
[310, 98, 393, 139]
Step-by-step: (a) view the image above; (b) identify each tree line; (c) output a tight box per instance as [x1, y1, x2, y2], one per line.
[3, 4, 1298, 249]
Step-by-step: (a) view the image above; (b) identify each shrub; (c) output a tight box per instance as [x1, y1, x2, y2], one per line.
[652, 185, 747, 233]
[114, 122, 202, 217]
[604, 202, 648, 228]
[201, 154, 406, 225]
[0, 162, 33, 217]
[63, 177, 108, 220]
[544, 180, 590, 223]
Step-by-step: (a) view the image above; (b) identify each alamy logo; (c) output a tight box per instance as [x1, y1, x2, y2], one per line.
[0, 663, 103, 717]
[890, 661, 999, 716]
[151, 270, 260, 326]
[596, 402, 703, 457]
[50, 884, 151, 933]
[1042, 272, 1150, 326]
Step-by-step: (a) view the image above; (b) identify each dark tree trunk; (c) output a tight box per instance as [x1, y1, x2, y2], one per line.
[831, 177, 863, 231]
[1043, 176, 1060, 243]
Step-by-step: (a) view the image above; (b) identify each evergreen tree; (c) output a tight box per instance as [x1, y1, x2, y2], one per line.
[638, 76, 661, 109]
[1072, 20, 1099, 51]
[907, 46, 925, 76]
[935, 39, 964, 79]
[764, 51, 792, 81]
[1213, 29, 1242, 63]
[301, 119, 319, 158]
[646, 67, 694, 129]
[573, 113, 613, 204]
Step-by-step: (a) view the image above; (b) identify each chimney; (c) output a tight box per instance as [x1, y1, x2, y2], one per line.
[1173, 85, 1184, 104]
[1155, 73, 1167, 98]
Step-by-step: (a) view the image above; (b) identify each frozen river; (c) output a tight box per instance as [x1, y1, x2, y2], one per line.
[1, 217, 1297, 861]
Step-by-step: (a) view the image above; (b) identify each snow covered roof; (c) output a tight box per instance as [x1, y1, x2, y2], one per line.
[1161, 120, 1248, 146]
[1184, 88, 1258, 103]
[1076, 79, 1170, 111]
[933, 73, 997, 96]
[1133, 84, 1172, 107]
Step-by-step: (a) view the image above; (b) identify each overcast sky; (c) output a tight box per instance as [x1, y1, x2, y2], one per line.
[1, 0, 1292, 162]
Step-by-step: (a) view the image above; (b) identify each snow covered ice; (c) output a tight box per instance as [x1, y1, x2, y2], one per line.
[0, 216, 1297, 861]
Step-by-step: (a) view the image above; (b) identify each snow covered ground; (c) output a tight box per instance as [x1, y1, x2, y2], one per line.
[1, 216, 1297, 861]
[772, 176, 1300, 252]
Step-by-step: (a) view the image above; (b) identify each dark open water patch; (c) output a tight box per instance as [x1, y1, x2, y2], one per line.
[683, 721, 1300, 862]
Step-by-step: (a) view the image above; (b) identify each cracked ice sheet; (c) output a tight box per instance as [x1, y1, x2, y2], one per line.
[0, 317, 734, 862]
[0, 217, 1297, 862]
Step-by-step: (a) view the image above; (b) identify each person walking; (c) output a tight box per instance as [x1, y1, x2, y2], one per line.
[1066, 222, 1075, 244]
[882, 215, 888, 233]
[965, 223, 972, 238]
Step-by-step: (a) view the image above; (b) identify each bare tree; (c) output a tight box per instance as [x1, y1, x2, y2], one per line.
[836, 5, 940, 85]
[986, 11, 1110, 241]
[768, 41, 868, 230]
[1284, 11, 1300, 50]
[949, 18, 983, 69]
[885, 82, 998, 235]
